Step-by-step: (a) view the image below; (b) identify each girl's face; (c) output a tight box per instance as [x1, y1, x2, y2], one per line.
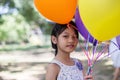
[56, 27, 78, 54]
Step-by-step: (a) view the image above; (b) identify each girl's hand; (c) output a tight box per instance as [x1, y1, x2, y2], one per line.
[84, 75, 94, 80]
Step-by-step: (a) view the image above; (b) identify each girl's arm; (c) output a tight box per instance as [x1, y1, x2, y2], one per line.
[45, 63, 60, 80]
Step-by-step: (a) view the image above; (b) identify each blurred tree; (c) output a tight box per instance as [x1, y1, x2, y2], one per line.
[0, 0, 55, 45]
[0, 13, 30, 44]
[0, 0, 54, 34]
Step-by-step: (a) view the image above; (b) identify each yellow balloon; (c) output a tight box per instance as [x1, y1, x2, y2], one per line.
[78, 0, 120, 41]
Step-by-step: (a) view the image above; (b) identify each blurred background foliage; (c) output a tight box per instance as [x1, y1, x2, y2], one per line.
[0, 0, 54, 50]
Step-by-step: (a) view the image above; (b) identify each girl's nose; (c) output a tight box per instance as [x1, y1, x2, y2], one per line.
[68, 37, 75, 42]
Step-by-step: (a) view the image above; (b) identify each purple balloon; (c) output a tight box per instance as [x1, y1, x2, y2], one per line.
[75, 8, 97, 46]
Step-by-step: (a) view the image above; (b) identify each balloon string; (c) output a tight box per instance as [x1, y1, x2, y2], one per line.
[79, 42, 91, 65]
[79, 41, 90, 61]
[91, 39, 98, 62]
[93, 41, 118, 65]
[92, 39, 98, 54]
[94, 49, 118, 65]
[67, 24, 71, 30]
[95, 43, 105, 58]
[90, 49, 118, 75]
[67, 23, 78, 31]
[94, 44, 108, 63]
[87, 65, 93, 75]
[91, 45, 97, 62]
[86, 34, 90, 51]
[85, 34, 92, 66]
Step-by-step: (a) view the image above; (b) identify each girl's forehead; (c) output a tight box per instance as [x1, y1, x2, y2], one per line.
[62, 28, 75, 34]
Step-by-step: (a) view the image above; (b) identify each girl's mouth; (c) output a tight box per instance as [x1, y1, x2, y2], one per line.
[66, 45, 74, 48]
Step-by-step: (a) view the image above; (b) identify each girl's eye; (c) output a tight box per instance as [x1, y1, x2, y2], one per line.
[72, 36, 77, 40]
[63, 35, 69, 38]
[73, 35, 77, 39]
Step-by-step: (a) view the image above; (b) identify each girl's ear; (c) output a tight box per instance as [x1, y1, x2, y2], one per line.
[51, 36, 57, 44]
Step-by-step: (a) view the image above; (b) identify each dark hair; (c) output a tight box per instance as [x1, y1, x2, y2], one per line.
[51, 21, 79, 56]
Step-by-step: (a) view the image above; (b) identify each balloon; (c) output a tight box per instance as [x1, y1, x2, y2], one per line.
[75, 8, 97, 46]
[34, 0, 77, 24]
[78, 0, 120, 41]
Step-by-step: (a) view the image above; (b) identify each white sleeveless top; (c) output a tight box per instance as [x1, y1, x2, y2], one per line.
[109, 38, 120, 67]
[51, 58, 84, 80]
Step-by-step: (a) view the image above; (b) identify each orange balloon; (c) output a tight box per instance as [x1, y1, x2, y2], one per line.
[34, 0, 77, 24]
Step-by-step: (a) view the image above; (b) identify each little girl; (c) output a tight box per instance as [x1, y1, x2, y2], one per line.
[46, 21, 93, 80]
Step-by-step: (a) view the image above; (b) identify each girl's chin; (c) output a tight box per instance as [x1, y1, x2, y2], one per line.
[65, 49, 74, 53]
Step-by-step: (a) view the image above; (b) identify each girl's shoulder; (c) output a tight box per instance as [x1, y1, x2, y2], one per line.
[46, 62, 60, 80]
[47, 59, 61, 72]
